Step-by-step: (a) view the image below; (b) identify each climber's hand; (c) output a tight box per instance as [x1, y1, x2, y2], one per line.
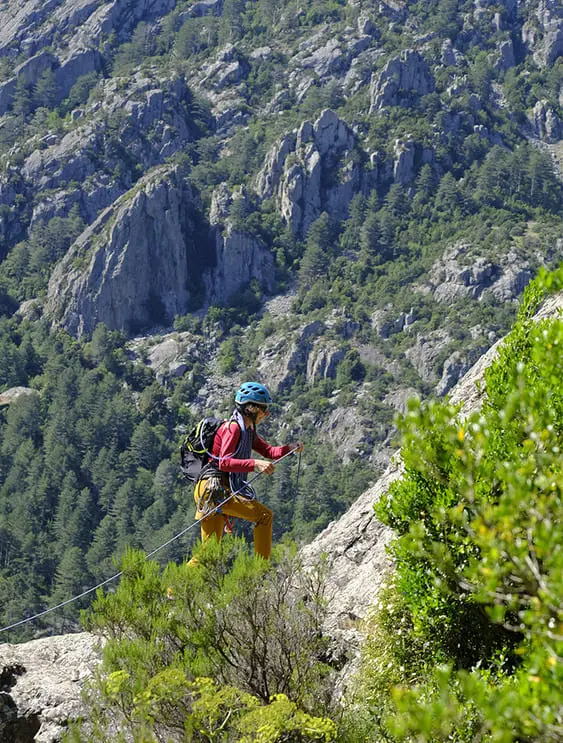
[255, 459, 275, 475]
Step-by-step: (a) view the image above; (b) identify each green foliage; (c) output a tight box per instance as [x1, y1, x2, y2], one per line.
[357, 266, 563, 741]
[68, 541, 337, 741]
[0, 320, 193, 638]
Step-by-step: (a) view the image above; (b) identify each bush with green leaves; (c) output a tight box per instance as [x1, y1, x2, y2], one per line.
[349, 265, 563, 742]
[68, 539, 338, 742]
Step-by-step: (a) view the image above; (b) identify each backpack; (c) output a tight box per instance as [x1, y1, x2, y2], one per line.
[180, 417, 224, 483]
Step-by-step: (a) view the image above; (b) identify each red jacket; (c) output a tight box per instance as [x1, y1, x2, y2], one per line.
[212, 420, 291, 473]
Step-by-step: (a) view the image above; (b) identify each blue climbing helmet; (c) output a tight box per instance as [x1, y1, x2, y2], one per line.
[235, 381, 273, 406]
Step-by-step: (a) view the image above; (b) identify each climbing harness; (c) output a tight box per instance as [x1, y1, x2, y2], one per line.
[196, 475, 227, 515]
[0, 447, 300, 636]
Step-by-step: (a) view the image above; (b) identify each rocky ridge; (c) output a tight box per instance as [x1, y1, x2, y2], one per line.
[43, 165, 276, 337]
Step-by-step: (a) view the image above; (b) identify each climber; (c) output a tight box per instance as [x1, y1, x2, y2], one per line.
[193, 381, 303, 559]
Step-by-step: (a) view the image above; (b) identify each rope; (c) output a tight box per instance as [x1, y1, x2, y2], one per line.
[0, 447, 299, 637]
[295, 449, 302, 492]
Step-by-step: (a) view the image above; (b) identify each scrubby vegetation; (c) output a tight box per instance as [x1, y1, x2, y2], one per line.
[66, 541, 338, 743]
[346, 266, 563, 741]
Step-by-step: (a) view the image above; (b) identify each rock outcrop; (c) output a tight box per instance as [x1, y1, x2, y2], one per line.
[204, 184, 276, 305]
[0, 632, 100, 743]
[256, 109, 365, 237]
[44, 168, 278, 338]
[419, 243, 537, 305]
[0, 387, 39, 407]
[44, 166, 204, 337]
[529, 100, 562, 143]
[521, 0, 563, 68]
[369, 49, 435, 112]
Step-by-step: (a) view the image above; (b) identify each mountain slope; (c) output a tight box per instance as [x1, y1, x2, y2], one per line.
[0, 0, 562, 638]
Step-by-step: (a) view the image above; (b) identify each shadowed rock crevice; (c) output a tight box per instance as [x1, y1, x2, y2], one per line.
[0, 666, 41, 743]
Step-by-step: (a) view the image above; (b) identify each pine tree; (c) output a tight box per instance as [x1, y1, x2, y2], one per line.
[11, 75, 32, 117]
[33, 68, 58, 110]
[299, 212, 334, 287]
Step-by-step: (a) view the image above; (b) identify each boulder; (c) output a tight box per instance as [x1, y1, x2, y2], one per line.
[0, 387, 38, 407]
[0, 632, 101, 743]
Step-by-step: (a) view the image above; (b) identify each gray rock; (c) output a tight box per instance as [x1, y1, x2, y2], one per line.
[422, 244, 538, 306]
[0, 50, 57, 116]
[198, 44, 249, 91]
[300, 463, 397, 636]
[521, 0, 563, 68]
[405, 329, 451, 384]
[393, 138, 416, 184]
[258, 321, 325, 392]
[180, 0, 223, 19]
[209, 182, 233, 225]
[204, 226, 275, 306]
[306, 343, 346, 383]
[0, 387, 39, 407]
[1, 72, 196, 251]
[529, 100, 562, 143]
[256, 110, 363, 236]
[0, 632, 101, 743]
[129, 332, 203, 382]
[299, 38, 346, 78]
[495, 38, 516, 70]
[490, 265, 533, 302]
[435, 347, 486, 397]
[441, 39, 459, 66]
[422, 245, 502, 303]
[54, 47, 103, 104]
[370, 49, 435, 112]
[357, 15, 378, 37]
[45, 166, 200, 337]
[0, 0, 175, 64]
[383, 387, 419, 414]
[371, 305, 413, 338]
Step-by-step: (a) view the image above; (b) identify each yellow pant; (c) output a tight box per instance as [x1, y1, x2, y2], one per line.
[194, 480, 273, 559]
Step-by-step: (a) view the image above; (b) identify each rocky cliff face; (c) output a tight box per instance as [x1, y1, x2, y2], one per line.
[256, 109, 366, 238]
[43, 166, 276, 336]
[44, 166, 202, 336]
[0, 0, 560, 338]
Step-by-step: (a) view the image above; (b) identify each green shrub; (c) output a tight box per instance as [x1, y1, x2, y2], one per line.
[70, 540, 338, 741]
[363, 265, 563, 741]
